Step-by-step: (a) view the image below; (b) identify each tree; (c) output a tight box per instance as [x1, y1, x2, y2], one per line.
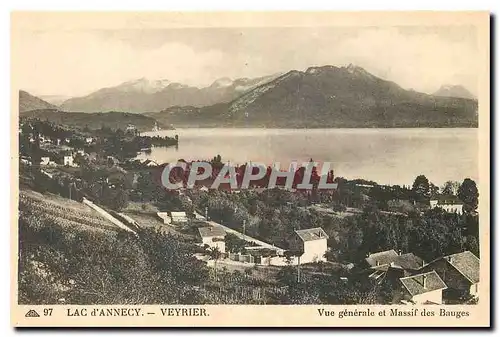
[225, 233, 247, 253]
[208, 247, 222, 281]
[442, 181, 460, 196]
[102, 187, 129, 211]
[412, 175, 430, 202]
[429, 183, 440, 198]
[458, 178, 479, 212]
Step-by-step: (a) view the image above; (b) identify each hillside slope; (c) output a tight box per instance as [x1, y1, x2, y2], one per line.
[19, 90, 58, 113]
[20, 109, 167, 131]
[147, 64, 478, 128]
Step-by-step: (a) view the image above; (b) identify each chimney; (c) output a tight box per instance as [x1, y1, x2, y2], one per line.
[398, 249, 402, 256]
[422, 274, 428, 289]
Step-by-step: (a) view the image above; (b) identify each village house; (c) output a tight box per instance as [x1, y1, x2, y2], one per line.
[365, 249, 399, 268]
[198, 226, 226, 253]
[421, 251, 480, 300]
[365, 249, 399, 281]
[171, 211, 189, 225]
[20, 157, 32, 165]
[156, 211, 189, 226]
[107, 156, 120, 166]
[140, 159, 159, 167]
[40, 156, 51, 166]
[364, 250, 425, 283]
[399, 271, 447, 304]
[126, 124, 137, 133]
[429, 196, 464, 214]
[157, 212, 172, 225]
[63, 155, 74, 167]
[290, 227, 329, 264]
[85, 137, 95, 144]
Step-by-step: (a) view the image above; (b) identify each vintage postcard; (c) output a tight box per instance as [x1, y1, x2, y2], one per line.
[11, 11, 490, 327]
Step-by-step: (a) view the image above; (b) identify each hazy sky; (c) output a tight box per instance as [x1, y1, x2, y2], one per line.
[17, 26, 479, 97]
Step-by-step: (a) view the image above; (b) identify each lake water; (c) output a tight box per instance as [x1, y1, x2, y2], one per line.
[137, 128, 478, 186]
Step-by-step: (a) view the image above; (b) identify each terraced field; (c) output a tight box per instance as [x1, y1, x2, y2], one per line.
[19, 189, 120, 234]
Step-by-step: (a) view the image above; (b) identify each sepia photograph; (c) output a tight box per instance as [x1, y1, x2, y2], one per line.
[10, 11, 490, 327]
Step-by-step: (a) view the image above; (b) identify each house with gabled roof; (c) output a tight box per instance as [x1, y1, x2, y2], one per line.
[290, 227, 329, 264]
[198, 226, 226, 253]
[399, 270, 447, 304]
[365, 249, 399, 268]
[421, 251, 480, 299]
[365, 250, 426, 284]
[392, 253, 426, 271]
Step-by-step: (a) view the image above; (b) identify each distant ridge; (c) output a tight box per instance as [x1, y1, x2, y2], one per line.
[145, 64, 478, 128]
[20, 109, 169, 132]
[60, 74, 281, 113]
[433, 85, 476, 100]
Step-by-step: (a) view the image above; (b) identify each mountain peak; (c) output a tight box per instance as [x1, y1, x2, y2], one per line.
[343, 63, 374, 78]
[211, 77, 234, 88]
[19, 90, 58, 113]
[116, 78, 171, 93]
[433, 84, 475, 99]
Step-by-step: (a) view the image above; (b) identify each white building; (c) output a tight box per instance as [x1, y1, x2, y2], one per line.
[40, 157, 50, 166]
[430, 197, 464, 215]
[63, 155, 74, 167]
[126, 124, 137, 132]
[198, 226, 226, 253]
[291, 227, 329, 264]
[171, 211, 188, 225]
[156, 211, 189, 226]
[157, 212, 172, 225]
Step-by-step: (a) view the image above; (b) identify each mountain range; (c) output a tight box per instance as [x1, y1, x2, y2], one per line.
[59, 75, 281, 113]
[145, 64, 478, 128]
[19, 91, 165, 131]
[19, 64, 478, 128]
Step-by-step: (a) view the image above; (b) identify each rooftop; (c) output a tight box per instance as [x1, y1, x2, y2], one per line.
[400, 271, 447, 297]
[295, 227, 329, 242]
[445, 251, 480, 284]
[198, 226, 226, 238]
[392, 253, 425, 270]
[365, 249, 399, 267]
[171, 211, 187, 218]
[431, 195, 464, 205]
